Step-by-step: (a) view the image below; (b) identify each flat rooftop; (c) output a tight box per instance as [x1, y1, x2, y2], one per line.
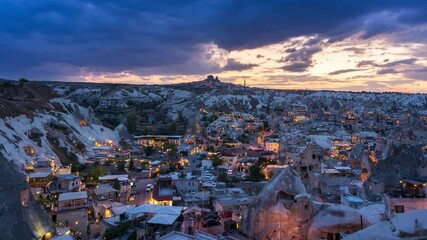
[58, 191, 88, 201]
[28, 171, 51, 178]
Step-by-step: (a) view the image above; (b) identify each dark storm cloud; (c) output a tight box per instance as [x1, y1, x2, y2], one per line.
[281, 63, 313, 73]
[1, 0, 427, 80]
[279, 46, 322, 72]
[328, 69, 363, 75]
[221, 59, 258, 72]
[357, 58, 417, 68]
[383, 58, 417, 67]
[377, 69, 398, 74]
[357, 60, 377, 68]
[401, 67, 427, 81]
[414, 67, 427, 72]
[343, 47, 366, 54]
[284, 48, 298, 53]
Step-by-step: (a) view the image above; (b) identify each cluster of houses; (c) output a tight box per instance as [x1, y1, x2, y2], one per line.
[174, 105, 427, 238]
[21, 101, 427, 240]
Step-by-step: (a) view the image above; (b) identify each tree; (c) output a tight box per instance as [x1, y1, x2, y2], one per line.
[91, 165, 105, 180]
[76, 163, 88, 172]
[117, 161, 126, 172]
[239, 134, 250, 144]
[248, 164, 265, 182]
[105, 118, 120, 128]
[163, 142, 177, 158]
[205, 145, 215, 152]
[168, 163, 177, 172]
[126, 113, 137, 133]
[212, 155, 224, 167]
[263, 120, 269, 130]
[217, 171, 228, 182]
[169, 122, 178, 134]
[104, 223, 127, 240]
[167, 148, 177, 158]
[144, 146, 154, 156]
[128, 158, 135, 171]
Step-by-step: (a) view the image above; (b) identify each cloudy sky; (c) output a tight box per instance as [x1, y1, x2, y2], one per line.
[1, 0, 427, 92]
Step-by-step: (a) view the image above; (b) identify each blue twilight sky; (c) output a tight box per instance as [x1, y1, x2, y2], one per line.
[1, 0, 427, 92]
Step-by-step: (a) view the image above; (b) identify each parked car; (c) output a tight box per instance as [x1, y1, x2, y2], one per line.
[202, 219, 221, 227]
[219, 210, 233, 218]
[146, 184, 154, 192]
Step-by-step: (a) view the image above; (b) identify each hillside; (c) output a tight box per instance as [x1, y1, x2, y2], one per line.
[1, 77, 426, 168]
[0, 80, 58, 117]
[0, 81, 120, 168]
[41, 76, 427, 137]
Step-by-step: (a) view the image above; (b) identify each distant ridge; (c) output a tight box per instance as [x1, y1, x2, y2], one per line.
[1, 75, 427, 94]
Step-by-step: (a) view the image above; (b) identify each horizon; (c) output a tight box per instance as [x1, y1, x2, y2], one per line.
[4, 75, 427, 95]
[1, 1, 427, 92]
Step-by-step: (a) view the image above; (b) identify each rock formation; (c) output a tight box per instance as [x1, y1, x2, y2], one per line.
[241, 166, 368, 239]
[364, 144, 427, 196]
[0, 154, 53, 239]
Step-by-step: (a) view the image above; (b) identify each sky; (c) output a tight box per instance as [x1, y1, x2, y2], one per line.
[1, 0, 427, 92]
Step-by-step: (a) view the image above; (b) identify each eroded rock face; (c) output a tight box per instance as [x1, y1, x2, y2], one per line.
[307, 202, 366, 239]
[364, 144, 427, 196]
[241, 166, 308, 239]
[241, 166, 368, 239]
[0, 154, 53, 239]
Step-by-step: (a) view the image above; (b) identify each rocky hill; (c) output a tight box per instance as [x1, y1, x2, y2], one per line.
[0, 80, 57, 117]
[0, 81, 120, 168]
[41, 76, 427, 136]
[1, 76, 426, 167]
[0, 154, 53, 239]
[47, 76, 427, 115]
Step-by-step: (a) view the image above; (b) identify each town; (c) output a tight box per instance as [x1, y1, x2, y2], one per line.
[1, 76, 426, 240]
